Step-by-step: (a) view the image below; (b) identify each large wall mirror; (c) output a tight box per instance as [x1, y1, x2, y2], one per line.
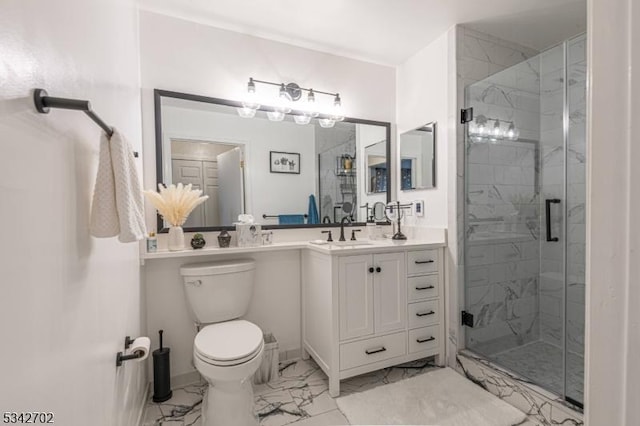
[399, 122, 436, 190]
[154, 90, 391, 232]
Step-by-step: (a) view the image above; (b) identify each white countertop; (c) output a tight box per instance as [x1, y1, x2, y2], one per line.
[141, 235, 446, 264]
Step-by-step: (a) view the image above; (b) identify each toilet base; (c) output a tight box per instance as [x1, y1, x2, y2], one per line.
[201, 378, 258, 426]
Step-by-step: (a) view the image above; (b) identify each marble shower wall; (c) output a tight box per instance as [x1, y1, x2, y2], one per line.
[461, 27, 542, 353]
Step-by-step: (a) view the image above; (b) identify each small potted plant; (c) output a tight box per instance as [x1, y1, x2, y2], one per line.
[191, 233, 206, 249]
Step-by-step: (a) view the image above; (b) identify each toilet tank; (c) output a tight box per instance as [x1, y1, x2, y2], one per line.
[180, 259, 256, 324]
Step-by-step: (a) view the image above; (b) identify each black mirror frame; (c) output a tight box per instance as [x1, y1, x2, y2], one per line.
[154, 89, 392, 233]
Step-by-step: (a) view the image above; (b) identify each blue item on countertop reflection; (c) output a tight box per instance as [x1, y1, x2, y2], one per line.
[308, 194, 319, 224]
[278, 214, 305, 225]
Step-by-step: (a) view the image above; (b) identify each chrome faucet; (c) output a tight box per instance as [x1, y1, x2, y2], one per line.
[339, 216, 351, 241]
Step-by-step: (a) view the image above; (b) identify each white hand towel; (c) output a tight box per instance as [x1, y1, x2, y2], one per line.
[90, 129, 146, 243]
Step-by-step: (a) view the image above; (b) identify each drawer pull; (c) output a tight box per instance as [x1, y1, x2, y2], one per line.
[415, 260, 434, 264]
[416, 310, 435, 317]
[415, 285, 435, 290]
[416, 336, 435, 343]
[369, 267, 374, 273]
[365, 346, 387, 355]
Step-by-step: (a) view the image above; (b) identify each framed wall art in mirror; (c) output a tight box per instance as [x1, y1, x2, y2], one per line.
[153, 89, 391, 232]
[399, 122, 436, 191]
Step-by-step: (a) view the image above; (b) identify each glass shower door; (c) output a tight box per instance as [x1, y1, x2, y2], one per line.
[564, 33, 587, 406]
[463, 35, 586, 407]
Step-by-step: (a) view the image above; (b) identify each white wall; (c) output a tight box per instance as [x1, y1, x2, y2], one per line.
[396, 29, 452, 228]
[585, 0, 640, 423]
[0, 1, 145, 425]
[162, 105, 316, 224]
[139, 11, 396, 382]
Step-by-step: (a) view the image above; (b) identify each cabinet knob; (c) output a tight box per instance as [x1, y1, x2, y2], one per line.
[376, 267, 381, 273]
[368, 267, 374, 273]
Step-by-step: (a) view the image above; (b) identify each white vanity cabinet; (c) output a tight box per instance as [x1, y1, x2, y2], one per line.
[302, 244, 445, 397]
[338, 253, 406, 340]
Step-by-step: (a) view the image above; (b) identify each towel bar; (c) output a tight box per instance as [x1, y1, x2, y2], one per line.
[33, 88, 139, 158]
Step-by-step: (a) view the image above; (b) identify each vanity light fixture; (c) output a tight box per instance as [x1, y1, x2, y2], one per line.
[469, 114, 519, 142]
[237, 77, 344, 127]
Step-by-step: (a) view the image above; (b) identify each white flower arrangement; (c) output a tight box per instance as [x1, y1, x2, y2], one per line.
[144, 183, 209, 227]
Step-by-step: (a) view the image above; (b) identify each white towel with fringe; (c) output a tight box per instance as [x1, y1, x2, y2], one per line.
[90, 129, 146, 242]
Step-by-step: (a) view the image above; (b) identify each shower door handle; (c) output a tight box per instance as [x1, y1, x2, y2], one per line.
[545, 199, 561, 242]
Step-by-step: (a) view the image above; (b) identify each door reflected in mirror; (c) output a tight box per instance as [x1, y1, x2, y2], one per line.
[399, 122, 436, 191]
[170, 140, 245, 228]
[365, 140, 387, 194]
[155, 90, 391, 231]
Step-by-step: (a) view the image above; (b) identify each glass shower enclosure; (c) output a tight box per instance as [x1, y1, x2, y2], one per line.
[463, 34, 586, 407]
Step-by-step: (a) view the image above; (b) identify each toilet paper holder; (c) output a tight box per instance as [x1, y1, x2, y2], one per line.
[116, 335, 147, 367]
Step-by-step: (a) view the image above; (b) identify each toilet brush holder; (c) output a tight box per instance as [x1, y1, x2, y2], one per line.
[152, 330, 173, 403]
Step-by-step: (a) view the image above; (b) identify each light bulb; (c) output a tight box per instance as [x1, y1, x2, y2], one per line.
[506, 123, 518, 140]
[305, 89, 320, 117]
[332, 93, 344, 121]
[318, 118, 335, 128]
[267, 110, 285, 121]
[293, 114, 312, 125]
[242, 78, 261, 109]
[492, 120, 503, 139]
[237, 106, 256, 118]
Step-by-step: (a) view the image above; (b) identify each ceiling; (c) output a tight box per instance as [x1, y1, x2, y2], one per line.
[138, 0, 586, 65]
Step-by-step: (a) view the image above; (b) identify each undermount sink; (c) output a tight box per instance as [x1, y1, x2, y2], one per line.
[309, 240, 374, 247]
[330, 240, 374, 247]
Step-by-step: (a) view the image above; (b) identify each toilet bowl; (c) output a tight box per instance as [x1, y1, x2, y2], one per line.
[180, 260, 263, 426]
[194, 320, 264, 426]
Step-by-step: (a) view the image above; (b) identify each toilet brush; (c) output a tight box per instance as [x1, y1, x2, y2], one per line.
[152, 330, 173, 403]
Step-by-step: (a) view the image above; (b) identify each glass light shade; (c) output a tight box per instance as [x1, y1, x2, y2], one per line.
[506, 123, 519, 140]
[492, 120, 503, 139]
[242, 91, 261, 110]
[277, 91, 292, 113]
[331, 102, 345, 122]
[267, 110, 285, 121]
[318, 118, 335, 128]
[237, 107, 257, 118]
[293, 114, 312, 125]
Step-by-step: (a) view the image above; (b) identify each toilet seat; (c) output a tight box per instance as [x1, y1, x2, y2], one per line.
[195, 320, 264, 366]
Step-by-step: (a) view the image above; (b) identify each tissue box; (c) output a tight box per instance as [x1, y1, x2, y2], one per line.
[236, 223, 262, 247]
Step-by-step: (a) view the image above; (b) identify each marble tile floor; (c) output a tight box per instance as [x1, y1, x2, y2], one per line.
[142, 357, 540, 426]
[490, 340, 584, 403]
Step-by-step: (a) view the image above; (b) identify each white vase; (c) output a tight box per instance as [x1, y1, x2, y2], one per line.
[168, 226, 185, 251]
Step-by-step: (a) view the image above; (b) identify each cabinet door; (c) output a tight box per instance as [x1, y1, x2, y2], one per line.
[339, 255, 374, 340]
[373, 252, 407, 333]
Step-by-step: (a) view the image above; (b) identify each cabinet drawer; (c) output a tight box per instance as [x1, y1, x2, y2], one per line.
[408, 326, 440, 354]
[407, 275, 439, 301]
[340, 331, 406, 371]
[408, 300, 439, 329]
[407, 250, 438, 275]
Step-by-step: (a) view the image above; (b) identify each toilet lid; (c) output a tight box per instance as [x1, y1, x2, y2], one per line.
[194, 320, 263, 364]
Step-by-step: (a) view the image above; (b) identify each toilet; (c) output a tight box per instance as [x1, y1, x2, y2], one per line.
[180, 259, 264, 426]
